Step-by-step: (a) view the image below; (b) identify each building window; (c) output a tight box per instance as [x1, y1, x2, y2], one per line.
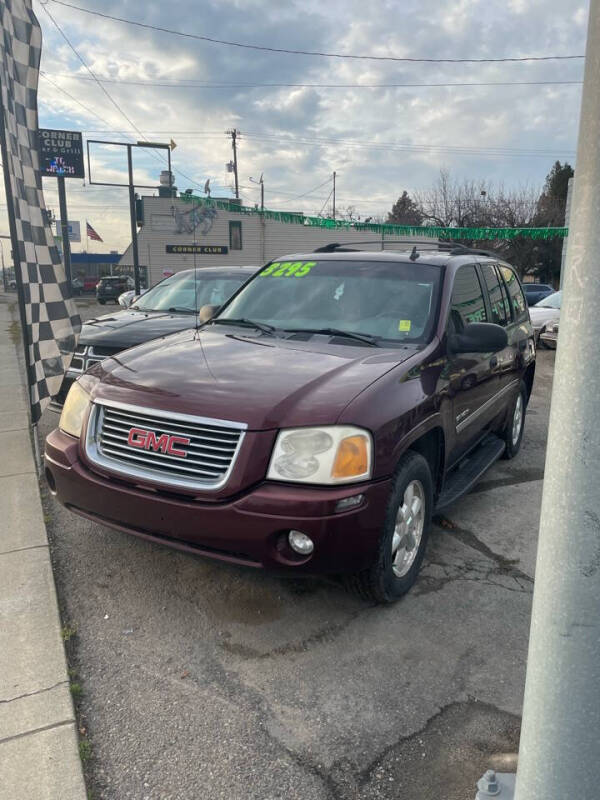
[229, 221, 242, 250]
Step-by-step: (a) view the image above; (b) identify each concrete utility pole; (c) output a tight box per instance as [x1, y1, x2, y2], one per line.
[559, 177, 573, 290]
[508, 1, 600, 797]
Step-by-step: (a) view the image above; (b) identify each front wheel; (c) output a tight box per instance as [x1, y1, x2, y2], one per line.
[98, 299, 106, 305]
[345, 451, 433, 603]
[501, 381, 527, 459]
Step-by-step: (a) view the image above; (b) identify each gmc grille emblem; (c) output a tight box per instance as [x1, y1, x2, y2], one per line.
[127, 427, 190, 458]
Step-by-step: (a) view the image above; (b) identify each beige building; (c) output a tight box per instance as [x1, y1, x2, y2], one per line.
[119, 195, 432, 286]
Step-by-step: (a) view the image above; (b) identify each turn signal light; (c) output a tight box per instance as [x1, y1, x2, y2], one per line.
[332, 435, 369, 479]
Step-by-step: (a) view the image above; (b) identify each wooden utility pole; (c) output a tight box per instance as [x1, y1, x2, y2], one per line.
[227, 129, 240, 199]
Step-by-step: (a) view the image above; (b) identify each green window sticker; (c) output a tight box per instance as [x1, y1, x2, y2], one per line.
[260, 261, 317, 277]
[398, 319, 412, 332]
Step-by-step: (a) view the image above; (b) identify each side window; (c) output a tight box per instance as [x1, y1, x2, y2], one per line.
[481, 264, 509, 326]
[499, 266, 527, 323]
[449, 265, 487, 332]
[229, 221, 242, 250]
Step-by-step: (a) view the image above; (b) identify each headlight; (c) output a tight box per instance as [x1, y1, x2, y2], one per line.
[59, 381, 90, 438]
[267, 426, 372, 485]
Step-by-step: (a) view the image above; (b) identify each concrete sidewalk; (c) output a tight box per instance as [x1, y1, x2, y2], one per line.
[0, 297, 86, 799]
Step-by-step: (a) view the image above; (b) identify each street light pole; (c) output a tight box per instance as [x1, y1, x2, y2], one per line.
[512, 1, 600, 796]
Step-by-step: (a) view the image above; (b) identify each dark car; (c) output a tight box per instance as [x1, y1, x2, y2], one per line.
[96, 275, 135, 304]
[523, 283, 554, 306]
[52, 266, 256, 407]
[46, 246, 535, 603]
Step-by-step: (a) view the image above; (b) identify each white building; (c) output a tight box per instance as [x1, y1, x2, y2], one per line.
[119, 195, 433, 286]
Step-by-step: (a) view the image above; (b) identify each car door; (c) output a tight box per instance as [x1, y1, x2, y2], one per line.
[479, 263, 513, 390]
[446, 264, 499, 466]
[498, 263, 534, 392]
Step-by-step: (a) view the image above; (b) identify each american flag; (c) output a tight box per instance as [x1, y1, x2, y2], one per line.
[86, 221, 103, 242]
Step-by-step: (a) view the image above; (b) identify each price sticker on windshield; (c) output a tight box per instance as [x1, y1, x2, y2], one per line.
[260, 261, 317, 277]
[398, 320, 412, 332]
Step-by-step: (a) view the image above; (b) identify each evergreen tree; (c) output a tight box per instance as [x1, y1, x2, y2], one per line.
[387, 191, 423, 226]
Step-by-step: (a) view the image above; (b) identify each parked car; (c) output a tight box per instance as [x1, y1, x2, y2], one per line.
[96, 275, 135, 305]
[540, 321, 558, 349]
[118, 289, 139, 308]
[528, 290, 561, 346]
[71, 276, 84, 296]
[51, 266, 256, 408]
[523, 283, 554, 306]
[46, 246, 535, 604]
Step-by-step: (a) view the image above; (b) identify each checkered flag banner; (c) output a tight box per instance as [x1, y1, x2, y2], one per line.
[0, 0, 80, 422]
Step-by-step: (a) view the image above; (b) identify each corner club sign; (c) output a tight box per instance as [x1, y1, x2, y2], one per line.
[38, 128, 85, 179]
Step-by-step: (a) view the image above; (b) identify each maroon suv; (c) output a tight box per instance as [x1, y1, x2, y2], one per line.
[46, 245, 535, 603]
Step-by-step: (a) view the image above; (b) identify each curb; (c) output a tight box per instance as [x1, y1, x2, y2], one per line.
[0, 296, 87, 800]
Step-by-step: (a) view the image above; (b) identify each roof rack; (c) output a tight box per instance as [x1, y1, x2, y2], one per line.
[313, 240, 499, 258]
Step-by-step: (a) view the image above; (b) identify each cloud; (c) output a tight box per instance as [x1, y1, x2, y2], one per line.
[0, 0, 586, 251]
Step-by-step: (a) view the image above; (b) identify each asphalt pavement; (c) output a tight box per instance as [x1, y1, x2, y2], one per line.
[38, 298, 554, 800]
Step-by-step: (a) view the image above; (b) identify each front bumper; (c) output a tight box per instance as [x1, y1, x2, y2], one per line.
[45, 428, 391, 575]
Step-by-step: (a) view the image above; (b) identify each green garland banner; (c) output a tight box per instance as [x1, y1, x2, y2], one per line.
[179, 194, 568, 240]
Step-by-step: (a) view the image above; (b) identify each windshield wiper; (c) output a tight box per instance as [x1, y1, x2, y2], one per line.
[210, 317, 277, 336]
[167, 306, 196, 314]
[284, 327, 380, 346]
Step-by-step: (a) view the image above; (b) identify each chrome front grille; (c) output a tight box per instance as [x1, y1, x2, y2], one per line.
[85, 400, 246, 491]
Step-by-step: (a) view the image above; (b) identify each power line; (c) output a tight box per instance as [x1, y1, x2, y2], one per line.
[45, 1, 585, 64]
[76, 129, 576, 158]
[41, 73, 585, 89]
[39, 4, 207, 190]
[277, 176, 333, 204]
[39, 71, 123, 132]
[40, 3, 154, 146]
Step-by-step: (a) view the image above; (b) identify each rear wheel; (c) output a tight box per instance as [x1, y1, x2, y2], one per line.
[98, 299, 105, 305]
[345, 451, 433, 603]
[501, 381, 527, 459]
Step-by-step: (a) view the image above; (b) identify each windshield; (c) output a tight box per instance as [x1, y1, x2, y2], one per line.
[217, 259, 442, 343]
[535, 291, 561, 309]
[133, 271, 247, 313]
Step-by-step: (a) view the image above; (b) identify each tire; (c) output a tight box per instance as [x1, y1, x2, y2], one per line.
[345, 451, 433, 604]
[501, 381, 527, 459]
[98, 299, 105, 305]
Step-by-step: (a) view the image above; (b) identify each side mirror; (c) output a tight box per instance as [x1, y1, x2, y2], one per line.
[198, 304, 220, 323]
[448, 322, 508, 354]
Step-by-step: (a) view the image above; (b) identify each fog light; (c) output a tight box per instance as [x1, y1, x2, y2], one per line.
[335, 493, 364, 513]
[288, 530, 314, 555]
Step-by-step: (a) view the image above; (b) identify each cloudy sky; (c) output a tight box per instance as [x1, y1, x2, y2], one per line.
[0, 0, 590, 254]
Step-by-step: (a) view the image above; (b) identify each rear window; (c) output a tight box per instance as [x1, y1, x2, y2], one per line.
[499, 266, 528, 323]
[481, 264, 510, 326]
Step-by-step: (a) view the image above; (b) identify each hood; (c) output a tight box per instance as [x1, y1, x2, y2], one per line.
[90, 328, 420, 430]
[529, 306, 560, 326]
[79, 309, 197, 349]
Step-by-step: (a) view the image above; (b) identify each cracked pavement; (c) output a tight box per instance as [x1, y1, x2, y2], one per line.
[38, 301, 554, 799]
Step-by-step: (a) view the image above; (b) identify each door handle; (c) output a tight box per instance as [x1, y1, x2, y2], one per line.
[489, 356, 498, 368]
